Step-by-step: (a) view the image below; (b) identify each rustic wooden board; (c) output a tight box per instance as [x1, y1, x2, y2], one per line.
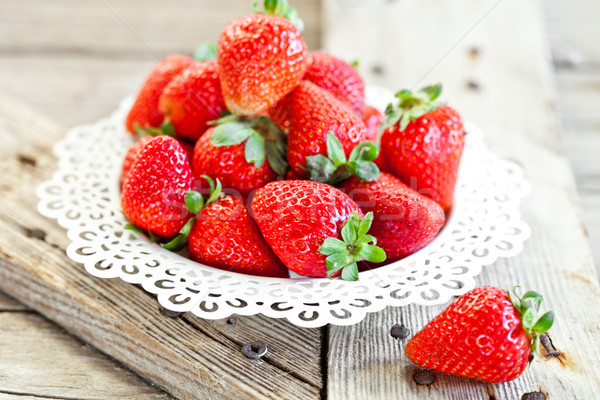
[323, 0, 600, 398]
[0, 292, 25, 311]
[0, 313, 170, 399]
[0, 0, 321, 128]
[0, 93, 322, 400]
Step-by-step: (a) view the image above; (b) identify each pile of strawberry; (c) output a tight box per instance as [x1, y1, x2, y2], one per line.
[120, 0, 465, 281]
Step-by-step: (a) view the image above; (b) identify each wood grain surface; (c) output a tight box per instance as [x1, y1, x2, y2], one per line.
[0, 93, 322, 400]
[323, 0, 600, 398]
[0, 0, 598, 399]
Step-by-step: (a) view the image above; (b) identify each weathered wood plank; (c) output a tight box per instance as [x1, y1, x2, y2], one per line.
[0, 312, 169, 400]
[323, 0, 600, 398]
[545, 0, 600, 63]
[184, 314, 323, 387]
[0, 291, 26, 311]
[0, 0, 321, 129]
[0, 0, 321, 55]
[0, 93, 321, 400]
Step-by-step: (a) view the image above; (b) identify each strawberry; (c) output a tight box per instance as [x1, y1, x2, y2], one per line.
[192, 116, 287, 196]
[121, 136, 194, 237]
[380, 84, 465, 212]
[274, 81, 367, 178]
[121, 136, 194, 188]
[304, 132, 380, 185]
[361, 105, 384, 142]
[159, 60, 226, 141]
[372, 150, 391, 173]
[251, 180, 386, 280]
[340, 172, 445, 263]
[188, 194, 288, 278]
[125, 54, 194, 134]
[303, 51, 364, 114]
[284, 169, 302, 180]
[217, 2, 307, 115]
[405, 286, 554, 383]
[121, 136, 154, 187]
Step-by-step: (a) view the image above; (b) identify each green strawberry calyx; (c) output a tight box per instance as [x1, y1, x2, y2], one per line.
[162, 175, 222, 251]
[380, 83, 444, 132]
[193, 42, 217, 62]
[133, 121, 176, 139]
[508, 286, 555, 354]
[254, 0, 304, 32]
[305, 132, 380, 185]
[209, 115, 289, 176]
[319, 212, 386, 281]
[124, 176, 222, 251]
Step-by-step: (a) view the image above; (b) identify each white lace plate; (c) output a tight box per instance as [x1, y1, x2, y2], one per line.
[37, 86, 531, 328]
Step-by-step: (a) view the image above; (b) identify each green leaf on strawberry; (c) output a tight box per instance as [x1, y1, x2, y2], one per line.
[245, 132, 266, 167]
[381, 83, 445, 132]
[258, 0, 304, 32]
[209, 115, 288, 176]
[193, 42, 217, 62]
[319, 211, 386, 281]
[161, 176, 222, 251]
[133, 121, 176, 138]
[305, 132, 380, 185]
[211, 122, 257, 146]
[508, 286, 555, 354]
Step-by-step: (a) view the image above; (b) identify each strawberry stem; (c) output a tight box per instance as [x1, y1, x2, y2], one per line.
[380, 83, 444, 132]
[133, 121, 176, 139]
[161, 176, 222, 251]
[319, 211, 386, 281]
[305, 132, 380, 185]
[258, 0, 304, 32]
[507, 286, 555, 354]
[209, 115, 288, 176]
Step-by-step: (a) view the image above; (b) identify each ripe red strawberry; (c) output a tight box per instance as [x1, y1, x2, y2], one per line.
[121, 136, 193, 187]
[380, 84, 465, 212]
[188, 194, 288, 277]
[361, 105, 384, 142]
[192, 127, 276, 196]
[159, 60, 226, 141]
[251, 180, 386, 280]
[121, 136, 194, 237]
[372, 150, 391, 173]
[274, 81, 367, 177]
[218, 10, 307, 115]
[340, 172, 445, 262]
[405, 287, 554, 383]
[303, 51, 364, 114]
[121, 136, 154, 186]
[125, 54, 194, 134]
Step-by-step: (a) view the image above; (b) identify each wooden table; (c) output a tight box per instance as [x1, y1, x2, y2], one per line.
[1, 0, 599, 399]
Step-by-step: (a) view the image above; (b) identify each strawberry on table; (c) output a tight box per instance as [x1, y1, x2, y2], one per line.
[405, 286, 554, 383]
[159, 60, 226, 141]
[361, 104, 384, 142]
[303, 51, 365, 114]
[380, 84, 465, 212]
[188, 194, 288, 278]
[121, 136, 194, 238]
[217, 0, 308, 115]
[273, 81, 367, 178]
[251, 180, 386, 280]
[192, 116, 287, 196]
[125, 54, 194, 135]
[340, 172, 445, 263]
